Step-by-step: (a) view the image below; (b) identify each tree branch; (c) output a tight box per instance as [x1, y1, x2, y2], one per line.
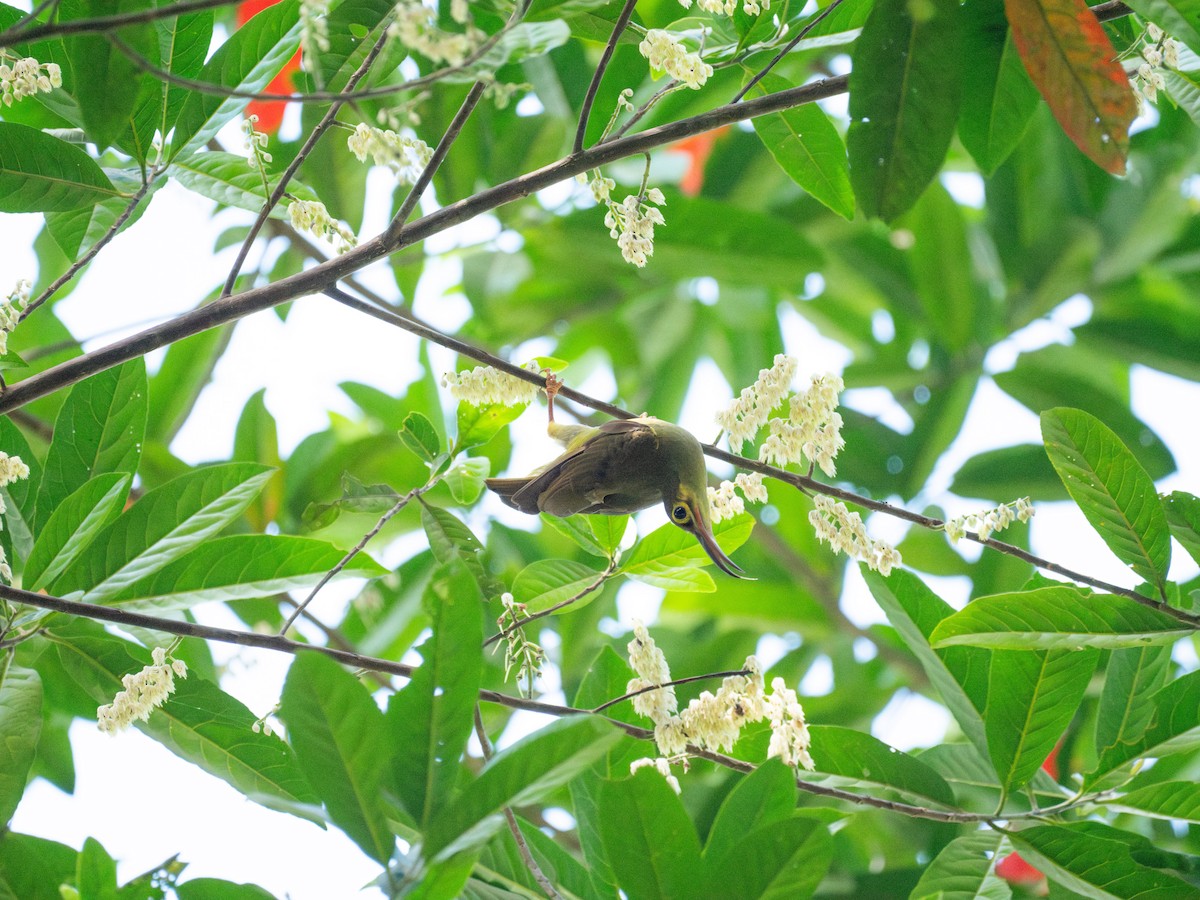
[573, 0, 639, 154]
[0, 0, 237, 48]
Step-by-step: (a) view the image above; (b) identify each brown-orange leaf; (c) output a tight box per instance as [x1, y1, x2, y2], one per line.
[1004, 0, 1137, 174]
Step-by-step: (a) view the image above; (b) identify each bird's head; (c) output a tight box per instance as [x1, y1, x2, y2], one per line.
[663, 483, 749, 579]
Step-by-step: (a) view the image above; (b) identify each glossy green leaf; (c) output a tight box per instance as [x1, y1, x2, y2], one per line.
[424, 716, 621, 860]
[930, 586, 1190, 650]
[539, 512, 608, 558]
[1125, 0, 1200, 62]
[0, 659, 42, 826]
[279, 652, 395, 862]
[909, 830, 1011, 900]
[421, 503, 496, 595]
[847, 0, 963, 220]
[51, 463, 272, 602]
[1094, 644, 1171, 766]
[0, 832, 77, 899]
[51, 620, 320, 819]
[1089, 669, 1200, 787]
[24, 473, 130, 591]
[807, 725, 956, 807]
[35, 358, 147, 532]
[1004, 0, 1136, 173]
[76, 836, 117, 900]
[985, 647, 1099, 793]
[749, 74, 853, 220]
[512, 558, 607, 614]
[959, 0, 1040, 174]
[1163, 491, 1200, 568]
[598, 768, 704, 899]
[1041, 408, 1171, 590]
[1009, 823, 1197, 897]
[865, 569, 990, 754]
[386, 564, 483, 827]
[44, 171, 161, 259]
[170, 151, 317, 218]
[175, 877, 277, 900]
[102, 534, 385, 612]
[1108, 781, 1200, 824]
[703, 758, 797, 862]
[620, 513, 753, 580]
[444, 457, 489, 505]
[171, 0, 301, 157]
[455, 401, 529, 454]
[704, 815, 831, 900]
[146, 322, 236, 444]
[399, 411, 442, 463]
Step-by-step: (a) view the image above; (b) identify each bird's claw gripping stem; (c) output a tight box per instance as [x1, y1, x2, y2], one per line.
[544, 372, 563, 423]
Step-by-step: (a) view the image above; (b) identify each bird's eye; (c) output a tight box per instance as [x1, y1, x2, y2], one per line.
[672, 504, 691, 524]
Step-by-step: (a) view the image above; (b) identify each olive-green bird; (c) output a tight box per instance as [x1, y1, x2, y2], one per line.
[485, 397, 748, 578]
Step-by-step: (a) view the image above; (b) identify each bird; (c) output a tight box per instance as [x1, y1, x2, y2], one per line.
[485, 376, 749, 578]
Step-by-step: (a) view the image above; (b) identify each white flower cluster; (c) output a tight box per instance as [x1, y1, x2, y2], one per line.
[679, 0, 771, 14]
[97, 647, 188, 734]
[809, 494, 901, 576]
[605, 189, 666, 267]
[765, 677, 814, 769]
[585, 173, 616, 204]
[242, 114, 272, 175]
[494, 592, 545, 696]
[441, 361, 541, 407]
[388, 1, 481, 67]
[0, 53, 62, 107]
[347, 123, 433, 183]
[708, 472, 769, 523]
[715, 354, 797, 452]
[759, 374, 846, 477]
[625, 620, 815, 793]
[1133, 23, 1180, 107]
[0, 278, 30, 356]
[944, 497, 1033, 544]
[638, 29, 713, 90]
[0, 450, 31, 583]
[299, 0, 331, 73]
[288, 199, 357, 253]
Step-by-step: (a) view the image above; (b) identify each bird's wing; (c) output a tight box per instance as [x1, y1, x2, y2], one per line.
[508, 419, 656, 517]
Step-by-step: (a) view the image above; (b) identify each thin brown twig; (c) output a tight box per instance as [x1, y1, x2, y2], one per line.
[473, 707, 564, 900]
[573, 0, 639, 154]
[590, 669, 750, 714]
[0, 0, 236, 48]
[732, 0, 849, 103]
[482, 560, 616, 649]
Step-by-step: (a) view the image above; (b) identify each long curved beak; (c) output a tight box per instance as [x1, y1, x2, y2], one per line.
[693, 509, 752, 579]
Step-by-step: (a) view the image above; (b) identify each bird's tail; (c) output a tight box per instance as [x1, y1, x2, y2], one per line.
[484, 477, 540, 514]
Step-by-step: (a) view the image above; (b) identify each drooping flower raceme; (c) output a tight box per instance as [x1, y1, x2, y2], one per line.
[288, 199, 357, 253]
[678, 0, 771, 15]
[441, 361, 541, 407]
[299, 0, 331, 73]
[708, 472, 769, 523]
[242, 115, 273, 177]
[715, 354, 797, 452]
[638, 29, 713, 90]
[389, 1, 480, 67]
[1132, 22, 1181, 108]
[809, 494, 901, 576]
[0, 53, 62, 106]
[347, 123, 433, 183]
[625, 621, 815, 790]
[605, 190, 666, 267]
[944, 497, 1034, 544]
[759, 374, 845, 477]
[494, 592, 546, 697]
[0, 279, 30, 356]
[97, 647, 188, 734]
[0, 450, 31, 583]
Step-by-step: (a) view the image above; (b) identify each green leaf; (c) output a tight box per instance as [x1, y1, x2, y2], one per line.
[170, 151, 317, 217]
[24, 473, 130, 591]
[171, 0, 301, 157]
[847, 0, 963, 220]
[1108, 781, 1200, 824]
[539, 513, 608, 558]
[444, 457, 489, 505]
[1004, 0, 1136, 173]
[455, 401, 528, 454]
[386, 564, 483, 827]
[76, 836, 117, 900]
[958, 0, 1040, 175]
[399, 411, 443, 464]
[807, 725, 957, 807]
[1163, 491, 1200, 568]
[51, 463, 273, 603]
[598, 768, 704, 899]
[279, 652, 396, 863]
[929, 587, 1190, 650]
[749, 74, 854, 220]
[421, 503, 496, 596]
[175, 877, 276, 900]
[985, 647, 1099, 793]
[44, 170, 161, 259]
[102, 534, 386, 612]
[910, 830, 1011, 900]
[620, 513, 753, 581]
[588, 514, 629, 558]
[146, 322, 235, 444]
[0, 659, 42, 826]
[704, 815, 831, 900]
[51, 620, 320, 819]
[864, 570, 990, 754]
[423, 717, 621, 860]
[1094, 644, 1171, 765]
[1125, 0, 1200, 58]
[627, 565, 716, 593]
[1090, 669, 1200, 787]
[35, 358, 147, 532]
[703, 757, 797, 862]
[1041, 408, 1172, 590]
[512, 558, 607, 614]
[0, 832, 78, 900]
[1009, 823, 1197, 897]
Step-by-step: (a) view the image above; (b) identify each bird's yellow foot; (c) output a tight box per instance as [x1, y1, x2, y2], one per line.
[544, 372, 563, 423]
